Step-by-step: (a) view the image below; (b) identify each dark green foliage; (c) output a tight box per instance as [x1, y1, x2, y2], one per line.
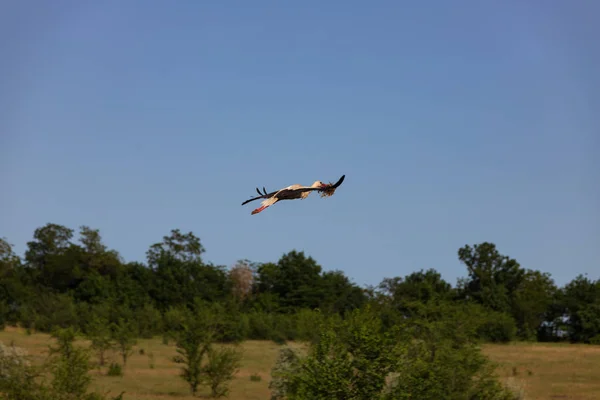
[476, 310, 518, 343]
[172, 306, 218, 395]
[47, 327, 122, 400]
[456, 242, 563, 341]
[111, 318, 137, 367]
[20, 291, 79, 333]
[250, 373, 261, 382]
[85, 315, 114, 366]
[385, 302, 519, 399]
[136, 303, 163, 338]
[107, 362, 123, 377]
[279, 306, 400, 399]
[553, 274, 600, 343]
[1, 224, 596, 358]
[272, 303, 520, 400]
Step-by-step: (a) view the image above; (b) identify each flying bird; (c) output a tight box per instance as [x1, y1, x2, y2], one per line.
[241, 174, 346, 215]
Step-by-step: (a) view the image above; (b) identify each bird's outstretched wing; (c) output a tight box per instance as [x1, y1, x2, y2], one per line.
[241, 188, 279, 205]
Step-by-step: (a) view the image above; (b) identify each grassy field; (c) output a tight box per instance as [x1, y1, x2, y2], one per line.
[1, 326, 599, 400]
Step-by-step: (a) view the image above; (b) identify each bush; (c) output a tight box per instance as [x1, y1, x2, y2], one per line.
[20, 293, 79, 333]
[85, 315, 115, 367]
[0, 341, 46, 399]
[247, 311, 275, 340]
[110, 318, 137, 367]
[107, 363, 123, 377]
[250, 373, 262, 382]
[477, 310, 518, 343]
[269, 304, 521, 400]
[294, 308, 326, 343]
[0, 328, 125, 400]
[173, 307, 217, 396]
[136, 303, 163, 338]
[203, 346, 243, 398]
[269, 347, 301, 400]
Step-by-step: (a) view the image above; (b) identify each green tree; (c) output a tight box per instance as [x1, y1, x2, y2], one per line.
[172, 307, 220, 396]
[147, 229, 205, 267]
[0, 237, 21, 273]
[111, 318, 137, 367]
[273, 302, 520, 399]
[47, 327, 93, 398]
[78, 226, 123, 278]
[378, 269, 454, 316]
[281, 306, 400, 399]
[203, 346, 243, 398]
[85, 315, 115, 367]
[24, 224, 80, 291]
[255, 251, 324, 312]
[319, 270, 366, 314]
[559, 274, 600, 342]
[512, 269, 557, 340]
[457, 242, 524, 313]
[0, 238, 24, 326]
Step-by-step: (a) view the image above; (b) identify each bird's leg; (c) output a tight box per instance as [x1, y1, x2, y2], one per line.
[251, 205, 267, 215]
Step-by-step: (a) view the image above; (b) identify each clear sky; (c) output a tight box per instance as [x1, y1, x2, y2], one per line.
[1, 0, 599, 289]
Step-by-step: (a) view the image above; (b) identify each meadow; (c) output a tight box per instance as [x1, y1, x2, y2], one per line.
[1, 326, 599, 400]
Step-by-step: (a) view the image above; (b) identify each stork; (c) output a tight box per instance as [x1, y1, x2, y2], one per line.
[241, 175, 345, 215]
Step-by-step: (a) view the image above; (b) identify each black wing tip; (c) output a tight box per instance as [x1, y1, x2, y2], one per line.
[331, 174, 345, 188]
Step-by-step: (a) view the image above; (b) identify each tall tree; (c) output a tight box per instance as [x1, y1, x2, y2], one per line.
[79, 226, 107, 255]
[256, 250, 323, 312]
[559, 274, 600, 343]
[379, 269, 454, 305]
[77, 226, 122, 278]
[457, 242, 524, 313]
[319, 270, 366, 314]
[24, 223, 74, 272]
[24, 224, 87, 291]
[147, 230, 227, 311]
[0, 238, 21, 273]
[146, 229, 205, 267]
[511, 269, 557, 340]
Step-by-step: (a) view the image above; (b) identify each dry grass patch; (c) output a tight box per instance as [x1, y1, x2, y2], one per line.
[483, 342, 600, 400]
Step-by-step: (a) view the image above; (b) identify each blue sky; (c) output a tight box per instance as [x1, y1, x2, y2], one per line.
[1, 0, 598, 289]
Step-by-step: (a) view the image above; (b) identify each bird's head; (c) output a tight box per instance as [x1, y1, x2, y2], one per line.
[312, 180, 328, 188]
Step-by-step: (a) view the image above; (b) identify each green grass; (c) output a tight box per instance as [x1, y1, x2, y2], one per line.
[2, 326, 599, 399]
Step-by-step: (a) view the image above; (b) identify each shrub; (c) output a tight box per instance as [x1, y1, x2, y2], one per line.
[269, 303, 521, 400]
[136, 303, 163, 338]
[477, 310, 518, 343]
[203, 345, 243, 398]
[250, 373, 262, 382]
[269, 347, 301, 400]
[0, 341, 46, 399]
[173, 308, 216, 396]
[85, 315, 115, 367]
[110, 318, 137, 367]
[107, 362, 123, 377]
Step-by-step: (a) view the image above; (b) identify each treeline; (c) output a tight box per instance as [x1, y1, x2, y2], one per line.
[0, 223, 599, 345]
